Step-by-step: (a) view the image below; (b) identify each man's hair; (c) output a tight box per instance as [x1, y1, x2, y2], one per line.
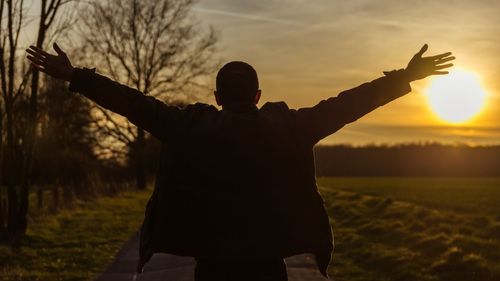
[216, 61, 259, 104]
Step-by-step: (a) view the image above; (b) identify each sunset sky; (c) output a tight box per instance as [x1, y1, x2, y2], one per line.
[193, 0, 500, 145]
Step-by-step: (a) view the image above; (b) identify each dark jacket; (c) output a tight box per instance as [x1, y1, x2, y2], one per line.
[69, 68, 411, 278]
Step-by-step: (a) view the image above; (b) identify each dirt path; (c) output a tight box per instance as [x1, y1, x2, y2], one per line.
[94, 232, 329, 281]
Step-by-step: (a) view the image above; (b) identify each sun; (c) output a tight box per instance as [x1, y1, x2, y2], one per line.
[425, 69, 487, 124]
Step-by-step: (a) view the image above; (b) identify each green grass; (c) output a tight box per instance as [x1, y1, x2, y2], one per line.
[0, 188, 151, 281]
[318, 177, 500, 214]
[319, 177, 500, 281]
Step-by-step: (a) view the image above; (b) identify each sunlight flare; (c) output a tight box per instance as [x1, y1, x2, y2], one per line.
[425, 69, 487, 124]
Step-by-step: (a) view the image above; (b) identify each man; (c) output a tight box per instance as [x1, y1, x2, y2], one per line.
[26, 43, 454, 281]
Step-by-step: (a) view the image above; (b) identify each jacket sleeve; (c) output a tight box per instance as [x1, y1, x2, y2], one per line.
[68, 67, 183, 142]
[293, 69, 412, 145]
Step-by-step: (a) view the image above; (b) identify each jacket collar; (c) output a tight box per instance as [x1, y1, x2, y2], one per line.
[222, 102, 258, 112]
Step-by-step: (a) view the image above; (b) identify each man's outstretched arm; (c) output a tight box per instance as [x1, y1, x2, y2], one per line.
[26, 43, 182, 142]
[293, 44, 455, 144]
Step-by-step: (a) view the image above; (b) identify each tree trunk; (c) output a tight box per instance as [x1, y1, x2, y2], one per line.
[5, 95, 18, 240]
[52, 185, 59, 213]
[135, 127, 146, 190]
[17, 29, 44, 235]
[17, 184, 29, 234]
[37, 187, 43, 209]
[0, 192, 4, 233]
[62, 184, 73, 208]
[0, 194, 3, 224]
[5, 149, 19, 241]
[0, 105, 4, 232]
[6, 183, 18, 239]
[0, 197, 5, 240]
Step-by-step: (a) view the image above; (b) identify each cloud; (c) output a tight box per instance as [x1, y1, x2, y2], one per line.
[193, 7, 307, 27]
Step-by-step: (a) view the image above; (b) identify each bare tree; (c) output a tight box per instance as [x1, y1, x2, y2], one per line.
[0, 0, 31, 241]
[0, 0, 6, 237]
[0, 0, 76, 242]
[19, 0, 77, 235]
[0, 0, 5, 237]
[79, 0, 218, 189]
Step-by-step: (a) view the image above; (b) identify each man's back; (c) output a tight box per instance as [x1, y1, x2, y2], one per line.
[142, 101, 333, 272]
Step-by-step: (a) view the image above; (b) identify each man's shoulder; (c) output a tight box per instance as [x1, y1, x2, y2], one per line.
[180, 103, 219, 124]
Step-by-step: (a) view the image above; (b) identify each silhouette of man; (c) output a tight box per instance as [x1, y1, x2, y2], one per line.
[26, 43, 454, 281]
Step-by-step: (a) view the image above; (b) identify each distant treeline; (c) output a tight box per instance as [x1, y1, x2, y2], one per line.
[314, 144, 500, 177]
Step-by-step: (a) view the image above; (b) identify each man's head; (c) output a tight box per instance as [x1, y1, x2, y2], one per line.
[214, 61, 261, 106]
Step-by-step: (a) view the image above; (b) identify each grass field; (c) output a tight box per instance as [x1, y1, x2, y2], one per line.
[318, 177, 500, 215]
[0, 189, 151, 281]
[318, 177, 500, 281]
[2, 178, 499, 281]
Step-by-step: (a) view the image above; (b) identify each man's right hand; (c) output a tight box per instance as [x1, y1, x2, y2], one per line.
[404, 44, 455, 82]
[26, 43, 74, 82]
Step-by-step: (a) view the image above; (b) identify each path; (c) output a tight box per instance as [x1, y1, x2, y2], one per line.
[94, 232, 329, 281]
